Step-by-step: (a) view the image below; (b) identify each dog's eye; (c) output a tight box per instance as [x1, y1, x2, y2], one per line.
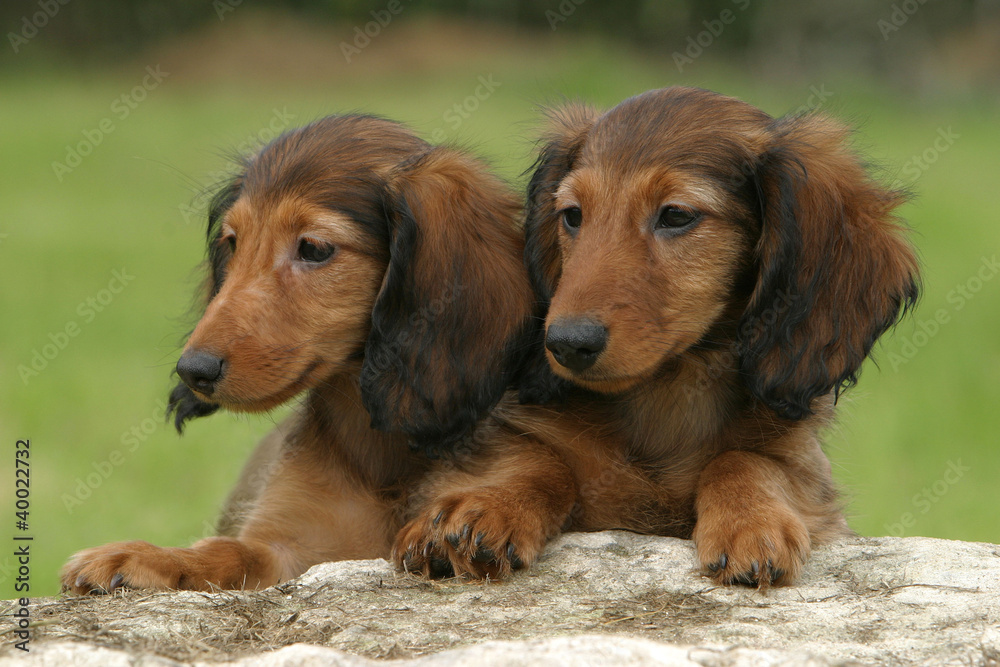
[655, 205, 701, 231]
[297, 238, 336, 264]
[561, 207, 583, 234]
[222, 234, 236, 254]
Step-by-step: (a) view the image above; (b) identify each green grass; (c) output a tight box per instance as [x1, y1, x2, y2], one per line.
[2, 20, 998, 597]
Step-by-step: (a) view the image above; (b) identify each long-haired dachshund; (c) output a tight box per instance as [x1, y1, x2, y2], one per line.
[62, 88, 919, 593]
[368, 87, 920, 588]
[61, 115, 540, 592]
[498, 86, 920, 586]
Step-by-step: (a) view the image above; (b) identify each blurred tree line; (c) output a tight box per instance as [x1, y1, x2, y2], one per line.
[3, 0, 998, 86]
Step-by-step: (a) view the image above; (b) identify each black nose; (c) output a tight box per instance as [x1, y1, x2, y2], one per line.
[176, 350, 224, 395]
[545, 318, 608, 372]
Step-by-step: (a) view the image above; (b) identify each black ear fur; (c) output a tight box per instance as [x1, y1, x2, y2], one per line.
[518, 104, 600, 405]
[359, 148, 533, 456]
[737, 115, 920, 420]
[166, 178, 242, 433]
[205, 177, 243, 298]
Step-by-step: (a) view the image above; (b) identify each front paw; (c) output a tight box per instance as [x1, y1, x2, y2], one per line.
[393, 490, 559, 580]
[61, 541, 187, 595]
[692, 501, 809, 588]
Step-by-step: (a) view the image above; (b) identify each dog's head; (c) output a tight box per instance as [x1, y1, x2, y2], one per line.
[523, 87, 919, 419]
[168, 115, 532, 453]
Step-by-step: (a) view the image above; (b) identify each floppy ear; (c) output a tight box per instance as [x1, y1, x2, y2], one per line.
[359, 148, 533, 455]
[524, 103, 600, 301]
[739, 114, 920, 420]
[518, 103, 601, 404]
[166, 178, 242, 433]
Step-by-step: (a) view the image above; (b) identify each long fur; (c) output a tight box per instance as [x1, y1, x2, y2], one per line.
[61, 115, 539, 593]
[372, 89, 918, 587]
[61, 90, 920, 594]
[509, 87, 919, 587]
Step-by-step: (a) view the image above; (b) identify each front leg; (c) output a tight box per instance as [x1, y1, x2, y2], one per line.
[692, 449, 840, 587]
[394, 444, 576, 579]
[62, 447, 397, 594]
[61, 537, 279, 593]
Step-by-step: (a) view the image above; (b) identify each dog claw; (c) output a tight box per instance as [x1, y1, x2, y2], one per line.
[109, 573, 125, 592]
[506, 543, 523, 569]
[471, 546, 495, 563]
[707, 553, 727, 573]
[429, 555, 453, 578]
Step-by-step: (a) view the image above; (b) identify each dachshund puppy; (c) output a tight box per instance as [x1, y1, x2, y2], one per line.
[399, 87, 919, 587]
[62, 89, 919, 592]
[61, 115, 537, 593]
[514, 86, 920, 586]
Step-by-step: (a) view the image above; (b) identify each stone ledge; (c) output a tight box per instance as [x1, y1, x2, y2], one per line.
[3, 532, 998, 666]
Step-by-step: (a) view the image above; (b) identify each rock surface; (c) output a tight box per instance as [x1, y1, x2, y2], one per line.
[2, 532, 999, 666]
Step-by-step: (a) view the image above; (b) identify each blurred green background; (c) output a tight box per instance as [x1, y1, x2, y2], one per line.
[1, 0, 998, 598]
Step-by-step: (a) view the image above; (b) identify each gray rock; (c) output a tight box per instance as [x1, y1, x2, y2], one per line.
[2, 532, 998, 666]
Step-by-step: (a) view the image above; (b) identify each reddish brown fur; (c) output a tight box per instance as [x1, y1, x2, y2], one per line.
[466, 87, 919, 587]
[60, 116, 540, 593]
[61, 90, 919, 594]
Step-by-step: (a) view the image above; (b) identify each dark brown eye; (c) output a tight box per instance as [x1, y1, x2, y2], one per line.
[561, 207, 583, 234]
[298, 238, 336, 263]
[223, 234, 236, 253]
[655, 205, 701, 231]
